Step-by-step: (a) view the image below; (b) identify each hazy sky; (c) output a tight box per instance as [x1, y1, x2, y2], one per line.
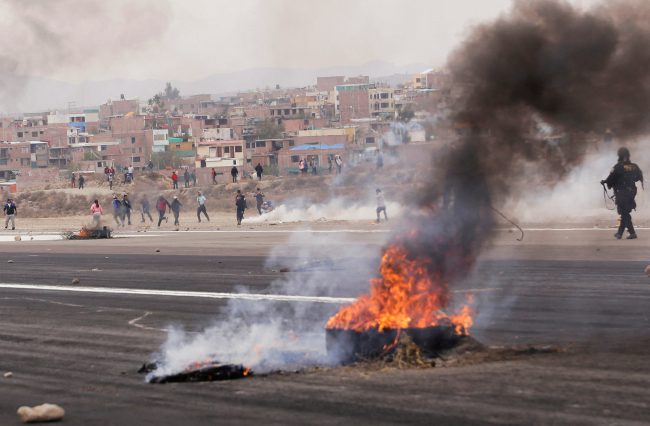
[0, 0, 600, 83]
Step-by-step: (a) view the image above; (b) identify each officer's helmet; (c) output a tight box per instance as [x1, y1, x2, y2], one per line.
[618, 147, 631, 162]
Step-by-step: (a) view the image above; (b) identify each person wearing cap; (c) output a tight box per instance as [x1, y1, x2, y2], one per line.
[196, 191, 209, 223]
[3, 198, 17, 230]
[111, 195, 123, 227]
[156, 195, 172, 227]
[602, 147, 644, 239]
[170, 195, 183, 226]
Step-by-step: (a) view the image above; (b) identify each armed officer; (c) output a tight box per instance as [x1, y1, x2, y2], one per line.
[601, 147, 644, 239]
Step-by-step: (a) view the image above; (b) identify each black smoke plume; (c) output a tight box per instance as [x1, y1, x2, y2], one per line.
[409, 0, 650, 271]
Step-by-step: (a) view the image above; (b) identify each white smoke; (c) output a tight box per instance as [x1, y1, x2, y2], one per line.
[148, 231, 387, 379]
[504, 143, 650, 225]
[243, 198, 401, 224]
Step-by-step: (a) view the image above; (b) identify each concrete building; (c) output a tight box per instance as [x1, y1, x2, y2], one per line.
[202, 127, 234, 141]
[195, 139, 245, 171]
[246, 138, 295, 169]
[151, 129, 169, 153]
[411, 69, 450, 90]
[99, 98, 140, 121]
[369, 86, 396, 118]
[297, 127, 356, 144]
[277, 143, 346, 174]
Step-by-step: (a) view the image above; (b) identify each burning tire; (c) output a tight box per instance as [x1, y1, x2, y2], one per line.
[326, 326, 463, 363]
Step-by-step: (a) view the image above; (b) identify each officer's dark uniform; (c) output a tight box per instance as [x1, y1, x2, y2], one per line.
[603, 148, 644, 239]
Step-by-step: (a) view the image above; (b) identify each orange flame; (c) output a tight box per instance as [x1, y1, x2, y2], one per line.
[77, 227, 91, 238]
[326, 244, 474, 334]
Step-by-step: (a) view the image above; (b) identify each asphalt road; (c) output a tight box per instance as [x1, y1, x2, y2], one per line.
[1, 229, 650, 425]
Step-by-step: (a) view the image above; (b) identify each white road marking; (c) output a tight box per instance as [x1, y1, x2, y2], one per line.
[0, 283, 501, 304]
[0, 283, 357, 304]
[128, 311, 168, 332]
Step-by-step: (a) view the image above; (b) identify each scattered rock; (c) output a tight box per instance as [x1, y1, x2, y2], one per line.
[185, 227, 190, 231]
[155, 249, 160, 253]
[4, 372, 12, 378]
[91, 268, 100, 272]
[71, 278, 80, 285]
[279, 267, 290, 273]
[645, 265, 650, 276]
[17, 403, 65, 423]
[7, 259, 14, 263]
[14, 235, 21, 241]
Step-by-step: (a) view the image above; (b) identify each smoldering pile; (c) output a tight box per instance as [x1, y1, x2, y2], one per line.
[66, 226, 112, 240]
[139, 360, 250, 384]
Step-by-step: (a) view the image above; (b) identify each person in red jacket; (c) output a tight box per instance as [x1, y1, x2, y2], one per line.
[171, 171, 179, 189]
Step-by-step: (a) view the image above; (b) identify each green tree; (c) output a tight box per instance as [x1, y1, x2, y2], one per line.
[255, 119, 284, 139]
[164, 82, 180, 100]
[151, 151, 181, 169]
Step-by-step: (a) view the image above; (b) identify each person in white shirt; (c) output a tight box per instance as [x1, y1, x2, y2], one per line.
[196, 191, 209, 223]
[376, 188, 388, 223]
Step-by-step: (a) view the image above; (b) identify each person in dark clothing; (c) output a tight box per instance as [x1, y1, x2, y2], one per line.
[171, 196, 183, 226]
[235, 190, 247, 225]
[211, 168, 217, 184]
[231, 166, 239, 183]
[602, 147, 644, 239]
[71, 173, 76, 188]
[121, 194, 132, 225]
[255, 163, 263, 180]
[191, 170, 197, 186]
[78, 174, 85, 189]
[4, 198, 17, 230]
[140, 195, 153, 223]
[156, 195, 172, 227]
[255, 188, 264, 215]
[184, 169, 190, 188]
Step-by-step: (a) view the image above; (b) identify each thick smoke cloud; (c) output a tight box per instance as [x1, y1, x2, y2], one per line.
[411, 0, 650, 251]
[0, 0, 170, 113]
[446, 0, 650, 201]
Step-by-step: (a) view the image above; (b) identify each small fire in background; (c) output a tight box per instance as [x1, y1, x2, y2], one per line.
[67, 226, 112, 240]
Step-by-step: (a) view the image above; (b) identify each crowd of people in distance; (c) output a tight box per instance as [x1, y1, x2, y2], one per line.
[2, 154, 393, 232]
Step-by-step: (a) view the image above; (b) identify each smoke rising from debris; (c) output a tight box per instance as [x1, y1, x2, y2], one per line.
[0, 0, 170, 114]
[150, 232, 386, 377]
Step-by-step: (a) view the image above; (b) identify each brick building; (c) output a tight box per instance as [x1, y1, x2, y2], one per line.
[335, 84, 371, 124]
